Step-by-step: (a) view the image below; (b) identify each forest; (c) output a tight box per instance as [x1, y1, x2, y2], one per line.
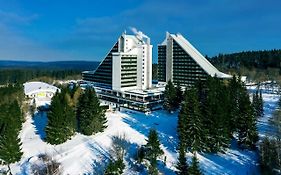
[0, 69, 81, 84]
[209, 49, 281, 83]
[209, 49, 281, 70]
[163, 76, 264, 174]
[0, 61, 99, 85]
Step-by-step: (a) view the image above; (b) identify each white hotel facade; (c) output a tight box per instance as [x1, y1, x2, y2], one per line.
[82, 31, 163, 112]
[82, 30, 230, 112]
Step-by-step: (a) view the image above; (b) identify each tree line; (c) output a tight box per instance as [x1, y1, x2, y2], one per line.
[209, 49, 281, 70]
[0, 69, 82, 85]
[163, 76, 264, 174]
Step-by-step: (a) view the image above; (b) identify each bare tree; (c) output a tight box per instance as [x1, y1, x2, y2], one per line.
[31, 154, 62, 175]
[111, 134, 129, 160]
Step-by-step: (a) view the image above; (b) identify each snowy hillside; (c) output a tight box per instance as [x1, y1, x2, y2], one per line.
[1, 90, 279, 175]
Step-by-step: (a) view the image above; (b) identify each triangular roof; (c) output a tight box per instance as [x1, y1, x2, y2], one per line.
[163, 33, 231, 79]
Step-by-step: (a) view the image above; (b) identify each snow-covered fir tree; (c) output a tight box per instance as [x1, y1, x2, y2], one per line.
[45, 89, 76, 145]
[163, 80, 177, 112]
[0, 101, 23, 174]
[188, 152, 203, 175]
[76, 87, 107, 135]
[176, 142, 188, 175]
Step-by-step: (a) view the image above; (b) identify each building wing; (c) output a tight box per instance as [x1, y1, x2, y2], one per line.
[82, 42, 119, 89]
[170, 33, 231, 79]
[158, 32, 231, 87]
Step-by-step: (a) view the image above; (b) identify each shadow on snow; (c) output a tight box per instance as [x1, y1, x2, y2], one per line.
[32, 110, 48, 140]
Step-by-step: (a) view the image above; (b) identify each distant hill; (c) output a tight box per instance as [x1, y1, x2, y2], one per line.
[0, 60, 100, 71]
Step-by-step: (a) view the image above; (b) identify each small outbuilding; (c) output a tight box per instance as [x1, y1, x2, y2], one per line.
[23, 81, 60, 107]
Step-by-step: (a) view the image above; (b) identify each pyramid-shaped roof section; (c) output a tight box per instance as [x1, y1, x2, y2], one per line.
[164, 32, 231, 79]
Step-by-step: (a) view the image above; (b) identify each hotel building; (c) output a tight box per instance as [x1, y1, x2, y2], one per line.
[158, 32, 231, 87]
[82, 31, 163, 112]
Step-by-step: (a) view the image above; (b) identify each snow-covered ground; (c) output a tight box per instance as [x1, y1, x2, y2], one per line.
[1, 88, 280, 175]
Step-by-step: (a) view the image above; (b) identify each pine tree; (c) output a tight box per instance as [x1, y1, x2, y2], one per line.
[148, 158, 159, 175]
[76, 88, 107, 135]
[259, 137, 281, 174]
[204, 76, 230, 152]
[0, 102, 23, 173]
[237, 87, 259, 149]
[177, 102, 188, 151]
[45, 89, 76, 145]
[188, 152, 202, 175]
[183, 88, 206, 152]
[252, 90, 259, 118]
[104, 158, 125, 175]
[176, 142, 188, 175]
[227, 75, 240, 134]
[144, 129, 164, 175]
[194, 79, 206, 113]
[175, 82, 183, 107]
[252, 89, 264, 118]
[163, 80, 177, 112]
[0, 124, 23, 173]
[258, 90, 264, 117]
[145, 129, 164, 161]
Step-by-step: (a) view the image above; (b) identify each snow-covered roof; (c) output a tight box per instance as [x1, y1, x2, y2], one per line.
[23, 81, 60, 95]
[163, 33, 232, 79]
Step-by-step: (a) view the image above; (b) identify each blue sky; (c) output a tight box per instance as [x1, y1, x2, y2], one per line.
[0, 0, 280, 62]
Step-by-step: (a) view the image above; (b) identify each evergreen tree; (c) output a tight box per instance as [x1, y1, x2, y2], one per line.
[0, 123, 23, 173]
[237, 87, 259, 149]
[176, 142, 188, 175]
[183, 88, 206, 152]
[227, 75, 241, 134]
[163, 80, 177, 112]
[205, 76, 230, 152]
[148, 158, 158, 175]
[188, 152, 202, 175]
[145, 129, 164, 161]
[175, 82, 183, 107]
[144, 129, 164, 175]
[258, 90, 264, 117]
[194, 80, 206, 113]
[252, 89, 264, 118]
[104, 158, 125, 175]
[45, 89, 76, 145]
[259, 137, 281, 174]
[76, 88, 107, 135]
[252, 90, 259, 118]
[0, 102, 23, 173]
[177, 102, 188, 151]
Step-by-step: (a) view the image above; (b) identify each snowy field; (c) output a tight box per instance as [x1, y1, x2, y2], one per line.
[1, 89, 280, 175]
